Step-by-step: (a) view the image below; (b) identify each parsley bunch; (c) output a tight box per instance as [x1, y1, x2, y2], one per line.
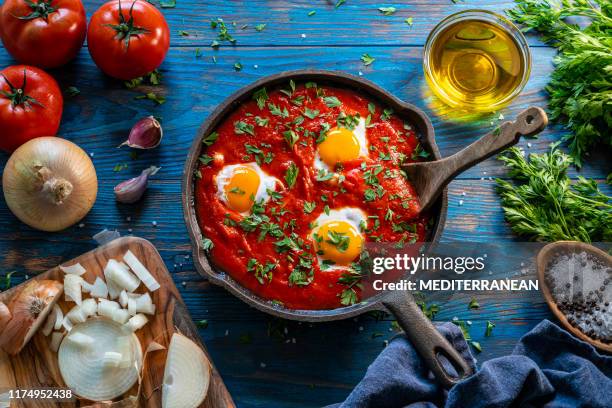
[506, 0, 612, 167]
[496, 147, 611, 242]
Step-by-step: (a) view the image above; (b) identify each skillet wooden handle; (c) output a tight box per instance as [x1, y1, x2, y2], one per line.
[382, 290, 473, 388]
[403, 106, 548, 212]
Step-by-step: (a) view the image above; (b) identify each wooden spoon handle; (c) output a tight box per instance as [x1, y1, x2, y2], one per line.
[404, 106, 548, 212]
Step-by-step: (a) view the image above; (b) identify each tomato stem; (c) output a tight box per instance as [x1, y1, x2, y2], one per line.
[0, 70, 44, 109]
[105, 0, 149, 49]
[17, 0, 56, 21]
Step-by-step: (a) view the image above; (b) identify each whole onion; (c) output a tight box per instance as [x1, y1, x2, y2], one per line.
[2, 137, 98, 231]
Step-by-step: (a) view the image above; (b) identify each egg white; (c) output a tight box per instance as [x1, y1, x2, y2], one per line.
[310, 207, 368, 271]
[314, 117, 369, 173]
[215, 162, 280, 214]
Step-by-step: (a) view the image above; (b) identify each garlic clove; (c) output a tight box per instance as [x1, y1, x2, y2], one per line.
[120, 116, 163, 149]
[114, 166, 161, 204]
[0, 280, 63, 355]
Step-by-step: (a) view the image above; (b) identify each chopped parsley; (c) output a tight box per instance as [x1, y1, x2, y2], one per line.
[234, 121, 255, 136]
[485, 320, 496, 337]
[252, 88, 268, 109]
[361, 53, 375, 66]
[303, 201, 317, 214]
[468, 297, 480, 310]
[378, 7, 396, 15]
[268, 103, 289, 118]
[323, 96, 342, 108]
[326, 230, 350, 252]
[202, 238, 214, 252]
[202, 131, 219, 146]
[285, 162, 299, 188]
[283, 130, 299, 148]
[255, 23, 266, 32]
[247, 258, 277, 284]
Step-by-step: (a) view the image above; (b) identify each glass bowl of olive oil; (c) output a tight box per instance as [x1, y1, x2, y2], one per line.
[423, 10, 531, 112]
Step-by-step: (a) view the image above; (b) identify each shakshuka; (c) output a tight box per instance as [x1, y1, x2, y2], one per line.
[195, 81, 430, 310]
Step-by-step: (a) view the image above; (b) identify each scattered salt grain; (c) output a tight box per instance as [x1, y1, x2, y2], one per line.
[462, 192, 466, 196]
[527, 142, 532, 148]
[152, 221, 157, 227]
[358, 71, 363, 76]
[359, 326, 364, 331]
[79, 223, 85, 228]
[225, 330, 229, 336]
[254, 64, 258, 69]
[301, 33, 306, 38]
[260, 362, 266, 368]
[452, 316, 459, 321]
[459, 200, 464, 206]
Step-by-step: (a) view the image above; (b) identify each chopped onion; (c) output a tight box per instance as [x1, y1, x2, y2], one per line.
[64, 274, 83, 305]
[58, 318, 142, 401]
[162, 333, 211, 408]
[112, 308, 130, 324]
[119, 290, 129, 308]
[123, 250, 160, 292]
[42, 307, 56, 337]
[127, 297, 137, 316]
[53, 304, 64, 330]
[98, 299, 120, 319]
[62, 316, 73, 332]
[81, 280, 93, 293]
[135, 293, 156, 315]
[125, 314, 148, 332]
[65, 332, 94, 349]
[102, 351, 124, 368]
[66, 305, 87, 324]
[60, 263, 86, 276]
[89, 277, 109, 299]
[105, 259, 140, 293]
[50, 331, 64, 352]
[81, 298, 97, 317]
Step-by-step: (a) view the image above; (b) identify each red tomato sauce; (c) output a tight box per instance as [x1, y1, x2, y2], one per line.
[195, 83, 430, 310]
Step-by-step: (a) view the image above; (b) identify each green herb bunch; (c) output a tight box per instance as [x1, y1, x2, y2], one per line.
[506, 0, 612, 167]
[496, 146, 611, 242]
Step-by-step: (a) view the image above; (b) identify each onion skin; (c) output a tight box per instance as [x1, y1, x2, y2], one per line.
[0, 301, 11, 331]
[2, 137, 98, 232]
[0, 279, 63, 355]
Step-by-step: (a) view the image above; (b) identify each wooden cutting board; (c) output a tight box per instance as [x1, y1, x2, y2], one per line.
[0, 237, 234, 408]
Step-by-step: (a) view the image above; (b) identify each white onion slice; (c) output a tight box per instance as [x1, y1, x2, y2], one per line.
[105, 259, 140, 293]
[60, 263, 86, 276]
[125, 314, 148, 332]
[58, 318, 142, 401]
[53, 304, 64, 331]
[81, 281, 93, 293]
[162, 333, 211, 408]
[90, 277, 109, 299]
[50, 331, 64, 352]
[123, 250, 160, 292]
[64, 275, 83, 305]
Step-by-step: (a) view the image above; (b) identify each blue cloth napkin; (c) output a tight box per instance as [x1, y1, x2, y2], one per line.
[327, 320, 612, 408]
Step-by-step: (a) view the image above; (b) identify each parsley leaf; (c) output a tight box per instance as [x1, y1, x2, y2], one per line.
[323, 96, 342, 108]
[361, 53, 375, 66]
[285, 162, 299, 188]
[378, 7, 396, 15]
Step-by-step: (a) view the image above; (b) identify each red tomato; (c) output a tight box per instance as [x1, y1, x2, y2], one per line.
[87, 0, 170, 80]
[0, 66, 63, 152]
[0, 0, 87, 68]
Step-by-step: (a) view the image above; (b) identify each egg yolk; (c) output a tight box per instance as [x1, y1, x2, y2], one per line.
[224, 166, 260, 213]
[317, 127, 360, 167]
[314, 221, 363, 266]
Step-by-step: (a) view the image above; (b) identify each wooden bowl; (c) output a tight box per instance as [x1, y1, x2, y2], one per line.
[536, 241, 612, 352]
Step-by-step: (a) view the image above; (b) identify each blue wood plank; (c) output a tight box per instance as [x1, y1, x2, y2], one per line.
[0, 47, 608, 181]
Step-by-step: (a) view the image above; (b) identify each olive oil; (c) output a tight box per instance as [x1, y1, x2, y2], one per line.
[424, 15, 530, 111]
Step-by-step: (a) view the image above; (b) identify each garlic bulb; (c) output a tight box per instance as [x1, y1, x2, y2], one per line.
[0, 280, 63, 355]
[2, 137, 98, 232]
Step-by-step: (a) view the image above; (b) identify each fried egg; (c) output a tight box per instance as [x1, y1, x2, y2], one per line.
[311, 208, 367, 269]
[314, 117, 368, 172]
[216, 163, 279, 214]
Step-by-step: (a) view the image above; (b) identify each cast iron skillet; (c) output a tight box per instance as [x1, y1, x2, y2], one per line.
[183, 70, 465, 387]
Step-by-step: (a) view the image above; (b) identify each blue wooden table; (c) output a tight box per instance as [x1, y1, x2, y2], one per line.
[0, 1, 610, 407]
